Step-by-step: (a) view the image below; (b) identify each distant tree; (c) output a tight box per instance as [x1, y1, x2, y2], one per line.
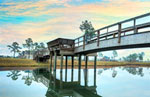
[80, 20, 95, 42]
[138, 52, 145, 61]
[112, 50, 118, 60]
[34, 42, 40, 51]
[7, 42, 22, 58]
[33, 42, 46, 51]
[23, 38, 34, 59]
[39, 42, 46, 49]
[98, 52, 103, 60]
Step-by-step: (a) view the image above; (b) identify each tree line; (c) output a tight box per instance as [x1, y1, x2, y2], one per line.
[7, 38, 46, 58]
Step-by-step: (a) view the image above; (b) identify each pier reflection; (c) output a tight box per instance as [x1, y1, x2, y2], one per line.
[33, 67, 102, 97]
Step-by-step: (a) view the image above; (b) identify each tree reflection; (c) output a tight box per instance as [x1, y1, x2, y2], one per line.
[7, 70, 21, 80]
[122, 67, 144, 77]
[98, 67, 144, 77]
[22, 70, 34, 86]
[112, 70, 117, 78]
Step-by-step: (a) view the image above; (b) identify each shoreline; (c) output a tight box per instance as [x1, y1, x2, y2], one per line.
[1, 58, 150, 68]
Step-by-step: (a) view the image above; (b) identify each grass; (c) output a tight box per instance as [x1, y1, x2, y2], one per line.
[0, 58, 150, 67]
[0, 58, 48, 67]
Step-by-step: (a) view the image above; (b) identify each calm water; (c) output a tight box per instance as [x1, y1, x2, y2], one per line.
[0, 66, 150, 97]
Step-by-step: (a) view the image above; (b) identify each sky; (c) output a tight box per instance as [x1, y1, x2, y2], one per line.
[0, 0, 150, 60]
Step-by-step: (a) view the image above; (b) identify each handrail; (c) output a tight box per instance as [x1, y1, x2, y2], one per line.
[75, 13, 150, 48]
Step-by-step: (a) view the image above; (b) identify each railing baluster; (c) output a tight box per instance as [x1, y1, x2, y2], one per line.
[97, 30, 100, 46]
[134, 19, 137, 33]
[83, 35, 85, 50]
[78, 38, 79, 47]
[118, 23, 121, 43]
[106, 28, 108, 39]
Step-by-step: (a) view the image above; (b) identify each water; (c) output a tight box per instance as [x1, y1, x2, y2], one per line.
[0, 66, 150, 97]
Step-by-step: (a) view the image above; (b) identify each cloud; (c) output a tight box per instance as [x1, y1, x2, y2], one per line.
[1, 0, 150, 56]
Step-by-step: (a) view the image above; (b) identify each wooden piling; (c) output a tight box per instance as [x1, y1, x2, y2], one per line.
[65, 56, 68, 82]
[85, 56, 88, 87]
[78, 55, 81, 83]
[50, 54, 53, 73]
[94, 56, 97, 87]
[60, 54, 63, 88]
[71, 56, 74, 82]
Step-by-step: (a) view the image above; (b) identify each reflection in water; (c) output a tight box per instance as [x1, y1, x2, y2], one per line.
[98, 67, 147, 78]
[32, 67, 102, 97]
[22, 70, 34, 86]
[122, 67, 144, 77]
[5, 66, 150, 97]
[7, 70, 21, 80]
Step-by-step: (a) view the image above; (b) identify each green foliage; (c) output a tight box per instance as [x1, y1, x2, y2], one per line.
[7, 42, 22, 58]
[138, 52, 145, 61]
[23, 38, 34, 59]
[34, 42, 46, 51]
[112, 50, 118, 60]
[80, 20, 95, 36]
[122, 52, 145, 62]
[23, 38, 34, 50]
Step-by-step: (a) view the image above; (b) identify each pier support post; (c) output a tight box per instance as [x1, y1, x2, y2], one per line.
[78, 54, 81, 83]
[65, 56, 68, 82]
[85, 56, 88, 87]
[94, 56, 97, 87]
[53, 51, 57, 77]
[50, 54, 53, 73]
[60, 54, 63, 89]
[71, 56, 74, 82]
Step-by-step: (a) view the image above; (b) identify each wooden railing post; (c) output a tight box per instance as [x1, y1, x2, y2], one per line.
[97, 30, 100, 46]
[78, 38, 79, 47]
[118, 23, 121, 43]
[134, 19, 137, 33]
[83, 35, 85, 50]
[106, 28, 108, 39]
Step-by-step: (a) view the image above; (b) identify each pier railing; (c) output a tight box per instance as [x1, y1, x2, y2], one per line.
[75, 13, 150, 49]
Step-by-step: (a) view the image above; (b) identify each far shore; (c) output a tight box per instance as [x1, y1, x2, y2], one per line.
[0, 58, 150, 68]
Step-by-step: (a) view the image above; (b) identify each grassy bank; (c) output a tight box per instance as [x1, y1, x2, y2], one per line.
[0, 58, 47, 67]
[0, 58, 150, 67]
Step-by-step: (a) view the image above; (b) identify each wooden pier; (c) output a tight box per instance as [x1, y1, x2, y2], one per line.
[33, 13, 150, 74]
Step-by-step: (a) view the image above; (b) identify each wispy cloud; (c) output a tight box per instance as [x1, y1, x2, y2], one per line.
[0, 0, 150, 56]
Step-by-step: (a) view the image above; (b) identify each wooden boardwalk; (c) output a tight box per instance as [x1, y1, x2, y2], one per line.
[33, 13, 150, 78]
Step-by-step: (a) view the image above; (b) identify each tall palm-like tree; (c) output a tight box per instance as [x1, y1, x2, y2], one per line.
[23, 38, 34, 59]
[33, 42, 45, 51]
[80, 20, 95, 43]
[7, 42, 22, 58]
